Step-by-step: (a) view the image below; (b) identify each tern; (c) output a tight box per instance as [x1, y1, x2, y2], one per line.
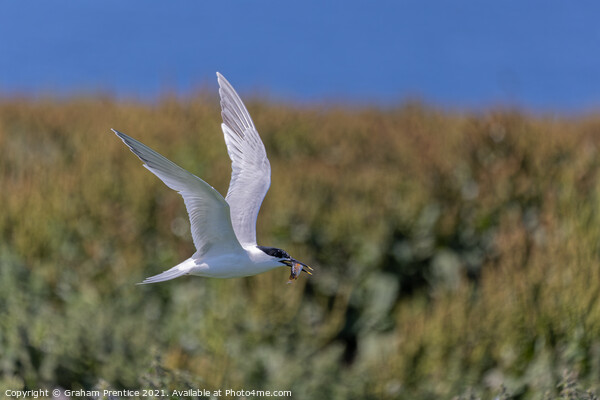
[113, 72, 313, 284]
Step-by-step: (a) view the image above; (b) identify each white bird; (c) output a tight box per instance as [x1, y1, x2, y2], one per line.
[113, 72, 312, 284]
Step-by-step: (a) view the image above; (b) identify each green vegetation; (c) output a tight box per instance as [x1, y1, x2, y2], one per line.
[1, 96, 600, 399]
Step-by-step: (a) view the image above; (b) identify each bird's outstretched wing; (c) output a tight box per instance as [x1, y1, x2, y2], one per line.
[112, 129, 242, 257]
[217, 72, 271, 248]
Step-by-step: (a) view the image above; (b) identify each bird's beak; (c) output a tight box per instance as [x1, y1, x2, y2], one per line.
[286, 259, 314, 283]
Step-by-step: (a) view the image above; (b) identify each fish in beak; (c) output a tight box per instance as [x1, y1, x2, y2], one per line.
[286, 260, 313, 283]
[280, 258, 313, 283]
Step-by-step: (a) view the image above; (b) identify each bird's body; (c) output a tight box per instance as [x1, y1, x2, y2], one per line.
[142, 247, 285, 283]
[113, 72, 312, 284]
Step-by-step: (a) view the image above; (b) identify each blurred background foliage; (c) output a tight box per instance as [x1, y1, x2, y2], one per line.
[1, 96, 600, 399]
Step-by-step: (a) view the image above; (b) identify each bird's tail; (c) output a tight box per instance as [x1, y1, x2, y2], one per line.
[138, 258, 196, 284]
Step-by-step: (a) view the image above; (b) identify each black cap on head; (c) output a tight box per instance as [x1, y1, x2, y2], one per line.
[257, 246, 291, 259]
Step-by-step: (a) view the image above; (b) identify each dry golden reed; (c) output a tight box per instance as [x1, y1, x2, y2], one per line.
[1, 95, 600, 399]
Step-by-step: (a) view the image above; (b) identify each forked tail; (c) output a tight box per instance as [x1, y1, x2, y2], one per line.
[138, 258, 196, 284]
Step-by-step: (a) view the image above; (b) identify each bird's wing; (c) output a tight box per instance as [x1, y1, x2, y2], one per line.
[217, 72, 271, 248]
[113, 129, 242, 257]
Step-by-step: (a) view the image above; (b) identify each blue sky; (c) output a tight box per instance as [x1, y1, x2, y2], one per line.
[0, 1, 598, 111]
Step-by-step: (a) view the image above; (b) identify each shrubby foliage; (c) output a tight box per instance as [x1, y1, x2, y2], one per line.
[1, 96, 600, 399]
